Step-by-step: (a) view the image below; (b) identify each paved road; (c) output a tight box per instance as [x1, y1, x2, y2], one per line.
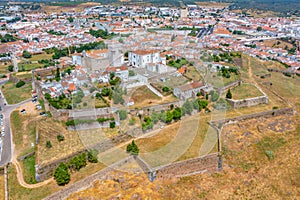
[0, 88, 31, 167]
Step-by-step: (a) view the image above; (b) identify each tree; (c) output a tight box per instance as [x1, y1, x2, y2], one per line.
[162, 86, 170, 92]
[172, 107, 182, 120]
[226, 89, 232, 99]
[118, 110, 127, 120]
[55, 67, 61, 82]
[54, 163, 70, 186]
[165, 110, 173, 123]
[101, 87, 111, 96]
[257, 26, 262, 31]
[8, 65, 14, 72]
[182, 100, 193, 115]
[126, 140, 139, 155]
[16, 81, 25, 88]
[22, 50, 32, 58]
[68, 153, 87, 171]
[110, 121, 116, 128]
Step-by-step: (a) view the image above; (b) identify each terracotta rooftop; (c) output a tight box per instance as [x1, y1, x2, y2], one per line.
[177, 81, 204, 91]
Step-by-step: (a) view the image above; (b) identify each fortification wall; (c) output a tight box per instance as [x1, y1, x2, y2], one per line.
[227, 95, 268, 109]
[210, 107, 295, 127]
[154, 153, 218, 179]
[217, 80, 242, 93]
[36, 149, 87, 181]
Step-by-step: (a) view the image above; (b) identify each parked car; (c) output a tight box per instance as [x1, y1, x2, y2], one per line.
[40, 112, 46, 115]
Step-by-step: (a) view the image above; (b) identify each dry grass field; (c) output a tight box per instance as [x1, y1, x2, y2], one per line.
[195, 2, 231, 8]
[11, 109, 38, 157]
[69, 115, 300, 199]
[263, 39, 294, 50]
[37, 119, 85, 166]
[184, 65, 202, 81]
[0, 175, 4, 200]
[230, 83, 263, 100]
[2, 80, 32, 104]
[41, 2, 101, 13]
[232, 9, 279, 18]
[129, 85, 176, 108]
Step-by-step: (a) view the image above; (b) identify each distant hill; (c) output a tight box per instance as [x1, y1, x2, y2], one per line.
[7, 0, 300, 14]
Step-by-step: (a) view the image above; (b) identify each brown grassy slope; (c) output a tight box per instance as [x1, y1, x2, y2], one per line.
[68, 55, 300, 199]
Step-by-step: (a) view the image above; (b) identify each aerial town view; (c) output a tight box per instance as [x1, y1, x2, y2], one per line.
[0, 0, 299, 199]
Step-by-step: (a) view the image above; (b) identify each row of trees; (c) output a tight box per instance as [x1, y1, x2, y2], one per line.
[45, 93, 72, 109]
[54, 150, 98, 186]
[141, 99, 209, 131]
[88, 29, 115, 39]
[219, 66, 239, 78]
[44, 41, 106, 60]
[0, 34, 19, 43]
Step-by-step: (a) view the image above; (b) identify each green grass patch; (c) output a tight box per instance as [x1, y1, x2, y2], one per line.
[18, 63, 44, 71]
[2, 80, 32, 104]
[21, 155, 37, 184]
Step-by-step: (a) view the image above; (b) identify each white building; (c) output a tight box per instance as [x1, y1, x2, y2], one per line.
[128, 50, 161, 68]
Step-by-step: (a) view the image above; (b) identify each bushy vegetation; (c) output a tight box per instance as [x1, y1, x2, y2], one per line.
[15, 81, 25, 88]
[44, 41, 106, 59]
[97, 117, 114, 123]
[57, 134, 65, 142]
[45, 93, 72, 109]
[141, 99, 208, 131]
[118, 110, 127, 120]
[88, 29, 115, 39]
[54, 163, 70, 186]
[126, 140, 139, 155]
[0, 34, 19, 43]
[168, 58, 189, 69]
[22, 51, 32, 59]
[68, 153, 87, 172]
[226, 89, 232, 99]
[218, 66, 239, 79]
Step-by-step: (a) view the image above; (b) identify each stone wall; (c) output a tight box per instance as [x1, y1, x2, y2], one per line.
[226, 95, 268, 109]
[217, 80, 242, 93]
[36, 149, 87, 181]
[154, 153, 219, 179]
[210, 107, 295, 127]
[47, 103, 69, 121]
[36, 132, 132, 181]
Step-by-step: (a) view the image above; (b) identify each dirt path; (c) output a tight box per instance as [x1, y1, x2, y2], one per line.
[12, 158, 54, 189]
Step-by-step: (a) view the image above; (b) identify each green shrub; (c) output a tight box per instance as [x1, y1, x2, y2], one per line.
[16, 81, 25, 88]
[57, 134, 64, 142]
[46, 141, 52, 148]
[110, 121, 115, 128]
[54, 163, 70, 186]
[126, 140, 139, 155]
